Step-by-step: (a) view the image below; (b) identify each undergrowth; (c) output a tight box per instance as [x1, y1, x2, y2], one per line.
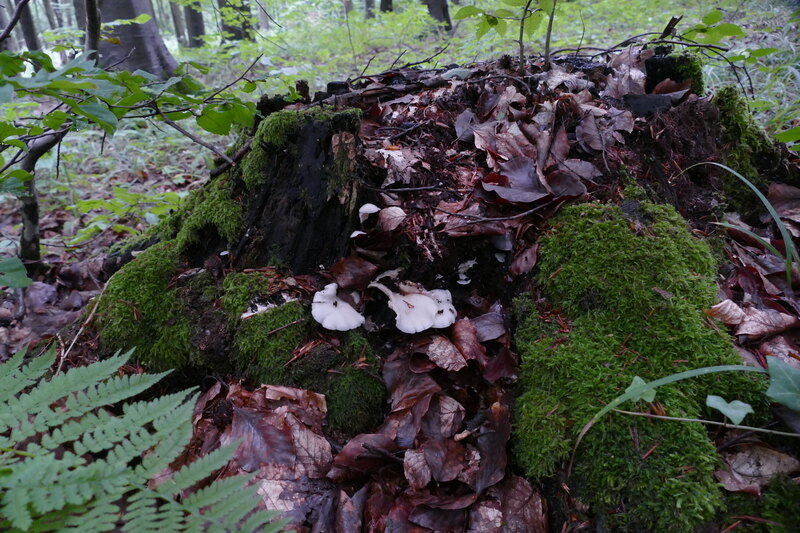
[0, 347, 282, 532]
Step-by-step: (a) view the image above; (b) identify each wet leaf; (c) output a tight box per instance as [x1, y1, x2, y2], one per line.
[378, 206, 407, 231]
[706, 299, 746, 325]
[331, 255, 379, 290]
[716, 444, 800, 495]
[736, 306, 800, 338]
[420, 335, 469, 371]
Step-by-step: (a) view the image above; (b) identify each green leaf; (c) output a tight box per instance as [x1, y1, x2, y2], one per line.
[767, 357, 800, 411]
[242, 80, 257, 93]
[501, 0, 527, 6]
[0, 257, 32, 288]
[454, 5, 482, 19]
[476, 19, 491, 39]
[42, 110, 69, 130]
[539, 0, 554, 14]
[625, 376, 656, 403]
[702, 10, 722, 25]
[0, 83, 13, 104]
[705, 395, 753, 424]
[776, 126, 800, 144]
[75, 101, 118, 135]
[494, 9, 514, 18]
[196, 105, 233, 135]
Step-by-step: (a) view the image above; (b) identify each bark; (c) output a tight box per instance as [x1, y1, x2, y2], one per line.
[97, 0, 177, 79]
[216, 0, 252, 41]
[169, 0, 186, 46]
[19, 130, 68, 272]
[84, 0, 98, 55]
[364, 0, 374, 18]
[184, 1, 204, 47]
[15, 0, 39, 51]
[379, 0, 391, 12]
[421, 0, 451, 31]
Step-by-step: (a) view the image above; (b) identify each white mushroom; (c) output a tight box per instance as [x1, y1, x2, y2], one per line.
[429, 289, 457, 329]
[369, 281, 438, 334]
[311, 283, 365, 331]
[359, 203, 381, 223]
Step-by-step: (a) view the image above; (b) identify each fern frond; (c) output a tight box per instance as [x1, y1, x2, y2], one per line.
[0, 346, 54, 402]
[164, 443, 238, 493]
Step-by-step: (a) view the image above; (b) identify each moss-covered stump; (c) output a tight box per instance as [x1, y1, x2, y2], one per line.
[513, 202, 767, 532]
[94, 107, 385, 438]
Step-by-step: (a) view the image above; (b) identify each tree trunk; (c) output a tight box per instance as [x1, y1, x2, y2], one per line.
[184, 0, 204, 47]
[255, 0, 269, 30]
[216, 0, 252, 42]
[379, 0, 391, 12]
[341, 0, 352, 14]
[0, 1, 17, 51]
[15, 0, 40, 52]
[84, 0, 98, 55]
[364, 0, 374, 18]
[42, 0, 57, 29]
[97, 0, 177, 79]
[72, 0, 85, 30]
[169, 0, 186, 46]
[421, 0, 451, 31]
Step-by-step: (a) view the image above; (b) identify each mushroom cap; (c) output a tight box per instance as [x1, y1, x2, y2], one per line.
[312, 283, 365, 331]
[389, 292, 438, 334]
[358, 203, 381, 223]
[429, 289, 457, 329]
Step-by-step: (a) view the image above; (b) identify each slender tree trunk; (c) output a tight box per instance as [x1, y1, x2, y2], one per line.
[84, 0, 98, 55]
[152, 0, 171, 35]
[0, 1, 17, 51]
[184, 1, 204, 47]
[15, 0, 40, 51]
[364, 0, 373, 18]
[255, 0, 269, 30]
[341, 0, 352, 14]
[169, 0, 186, 46]
[379, 0, 392, 12]
[98, 0, 177, 79]
[216, 0, 252, 41]
[52, 0, 64, 26]
[421, 0, 451, 31]
[72, 0, 85, 30]
[42, 0, 57, 29]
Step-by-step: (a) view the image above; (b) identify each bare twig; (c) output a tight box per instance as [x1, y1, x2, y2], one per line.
[156, 106, 234, 166]
[210, 138, 253, 178]
[543, 0, 558, 69]
[612, 409, 800, 438]
[518, 0, 535, 70]
[57, 275, 111, 375]
[0, 0, 31, 44]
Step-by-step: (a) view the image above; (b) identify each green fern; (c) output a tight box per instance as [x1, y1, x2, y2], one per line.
[0, 347, 284, 533]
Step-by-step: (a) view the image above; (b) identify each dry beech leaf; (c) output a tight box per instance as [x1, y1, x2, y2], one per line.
[706, 299, 746, 325]
[716, 444, 800, 495]
[735, 306, 800, 338]
[423, 335, 469, 371]
[379, 206, 407, 231]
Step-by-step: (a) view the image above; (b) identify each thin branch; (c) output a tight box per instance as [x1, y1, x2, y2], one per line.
[0, 0, 31, 44]
[156, 106, 234, 166]
[543, 0, 558, 69]
[612, 409, 800, 438]
[518, 0, 535, 70]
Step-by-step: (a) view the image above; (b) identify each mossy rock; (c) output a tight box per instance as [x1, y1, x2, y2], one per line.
[513, 202, 768, 532]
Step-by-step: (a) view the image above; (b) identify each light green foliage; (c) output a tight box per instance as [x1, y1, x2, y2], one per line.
[98, 242, 193, 371]
[0, 347, 282, 532]
[174, 176, 244, 253]
[0, 257, 32, 288]
[513, 202, 766, 531]
[724, 475, 800, 532]
[233, 301, 310, 385]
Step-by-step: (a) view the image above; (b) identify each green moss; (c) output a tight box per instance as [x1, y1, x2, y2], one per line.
[513, 202, 767, 532]
[724, 475, 800, 532]
[284, 330, 385, 436]
[98, 242, 193, 370]
[233, 301, 309, 384]
[174, 177, 244, 254]
[221, 272, 278, 318]
[715, 85, 782, 211]
[240, 107, 361, 192]
[671, 51, 705, 95]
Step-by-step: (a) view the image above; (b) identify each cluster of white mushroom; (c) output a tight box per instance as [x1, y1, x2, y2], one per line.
[311, 279, 456, 334]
